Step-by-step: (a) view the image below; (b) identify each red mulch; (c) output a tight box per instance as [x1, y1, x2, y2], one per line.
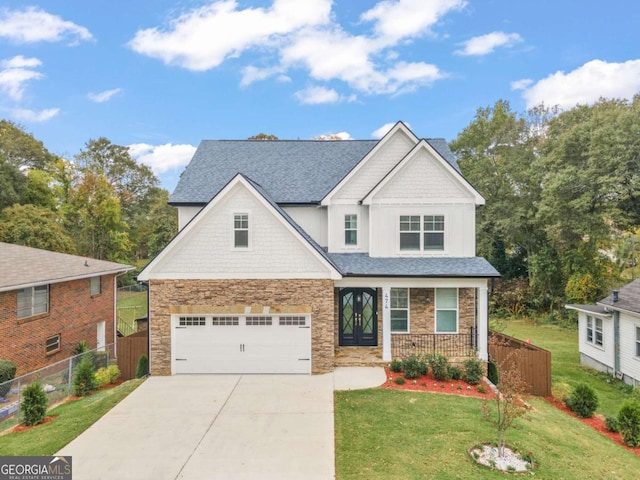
[11, 415, 57, 433]
[381, 367, 495, 399]
[545, 396, 640, 457]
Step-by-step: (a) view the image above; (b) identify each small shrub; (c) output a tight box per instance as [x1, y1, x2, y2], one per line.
[72, 341, 89, 356]
[21, 380, 48, 426]
[429, 355, 450, 381]
[394, 377, 405, 385]
[107, 365, 121, 383]
[402, 354, 426, 379]
[605, 415, 619, 433]
[390, 358, 403, 373]
[565, 383, 599, 418]
[0, 360, 17, 398]
[136, 354, 149, 379]
[95, 368, 111, 387]
[618, 401, 640, 447]
[477, 385, 487, 394]
[463, 358, 483, 386]
[448, 365, 462, 380]
[487, 360, 499, 385]
[73, 356, 97, 396]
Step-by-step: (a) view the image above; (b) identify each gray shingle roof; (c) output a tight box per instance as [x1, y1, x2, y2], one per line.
[169, 138, 458, 205]
[565, 304, 611, 315]
[327, 253, 500, 278]
[0, 242, 133, 292]
[599, 279, 640, 315]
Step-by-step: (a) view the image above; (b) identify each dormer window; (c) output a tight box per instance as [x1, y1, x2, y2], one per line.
[399, 215, 445, 251]
[345, 214, 358, 246]
[234, 213, 249, 248]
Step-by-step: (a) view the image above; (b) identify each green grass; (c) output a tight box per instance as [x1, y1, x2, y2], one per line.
[0, 379, 143, 455]
[335, 388, 640, 480]
[500, 318, 636, 416]
[116, 291, 147, 333]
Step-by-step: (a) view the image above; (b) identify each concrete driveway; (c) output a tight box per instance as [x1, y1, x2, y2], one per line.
[58, 368, 384, 480]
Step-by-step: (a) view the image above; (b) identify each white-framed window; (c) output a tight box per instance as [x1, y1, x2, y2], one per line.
[435, 288, 458, 333]
[390, 288, 409, 333]
[245, 316, 272, 326]
[17, 285, 49, 319]
[400, 215, 445, 251]
[636, 326, 640, 357]
[279, 316, 307, 326]
[586, 316, 603, 347]
[344, 214, 358, 246]
[233, 213, 249, 248]
[90, 276, 101, 296]
[179, 316, 206, 326]
[46, 334, 61, 354]
[211, 316, 239, 326]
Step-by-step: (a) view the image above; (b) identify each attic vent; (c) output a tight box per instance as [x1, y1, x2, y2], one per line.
[613, 290, 619, 302]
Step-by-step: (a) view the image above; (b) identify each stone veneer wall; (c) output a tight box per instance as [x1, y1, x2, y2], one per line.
[408, 288, 475, 334]
[148, 279, 335, 375]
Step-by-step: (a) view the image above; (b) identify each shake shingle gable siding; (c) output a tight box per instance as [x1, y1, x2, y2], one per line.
[169, 139, 458, 205]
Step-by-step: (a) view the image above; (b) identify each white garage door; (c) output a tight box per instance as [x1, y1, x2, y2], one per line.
[172, 314, 311, 374]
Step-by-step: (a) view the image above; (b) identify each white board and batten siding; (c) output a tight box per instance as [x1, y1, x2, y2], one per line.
[151, 184, 335, 279]
[327, 204, 370, 253]
[177, 206, 202, 231]
[619, 312, 640, 384]
[171, 313, 311, 374]
[577, 312, 616, 373]
[282, 205, 328, 248]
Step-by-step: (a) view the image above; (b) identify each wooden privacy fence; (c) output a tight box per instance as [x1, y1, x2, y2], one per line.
[117, 330, 148, 380]
[488, 330, 552, 397]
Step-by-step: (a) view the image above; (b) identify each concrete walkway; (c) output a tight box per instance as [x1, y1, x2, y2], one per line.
[58, 368, 385, 480]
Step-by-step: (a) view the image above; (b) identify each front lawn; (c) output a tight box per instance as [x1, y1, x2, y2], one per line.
[335, 388, 640, 479]
[501, 319, 636, 416]
[0, 379, 143, 455]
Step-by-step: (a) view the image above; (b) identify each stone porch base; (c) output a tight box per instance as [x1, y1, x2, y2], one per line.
[334, 346, 387, 367]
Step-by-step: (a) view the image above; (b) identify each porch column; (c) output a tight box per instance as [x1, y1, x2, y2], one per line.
[477, 285, 489, 361]
[382, 286, 391, 361]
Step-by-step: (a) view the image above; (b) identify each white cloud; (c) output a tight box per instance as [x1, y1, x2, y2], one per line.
[128, 0, 331, 71]
[0, 6, 92, 44]
[315, 131, 353, 140]
[0, 55, 43, 100]
[511, 78, 533, 91]
[128, 143, 197, 174]
[371, 121, 411, 138]
[361, 0, 466, 43]
[519, 59, 640, 109]
[240, 65, 282, 87]
[294, 86, 343, 104]
[88, 88, 122, 103]
[455, 31, 522, 56]
[11, 108, 59, 122]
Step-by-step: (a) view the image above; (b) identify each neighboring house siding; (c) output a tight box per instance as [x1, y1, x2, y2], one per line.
[327, 204, 370, 253]
[152, 185, 333, 278]
[148, 278, 335, 375]
[619, 312, 640, 384]
[177, 206, 203, 230]
[282, 205, 328, 248]
[332, 130, 415, 201]
[577, 312, 615, 373]
[0, 275, 115, 375]
[369, 203, 477, 257]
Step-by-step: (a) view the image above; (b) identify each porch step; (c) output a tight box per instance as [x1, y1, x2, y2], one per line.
[334, 347, 387, 367]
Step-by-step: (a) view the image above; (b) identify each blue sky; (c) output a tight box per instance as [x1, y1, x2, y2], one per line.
[1, 0, 639, 191]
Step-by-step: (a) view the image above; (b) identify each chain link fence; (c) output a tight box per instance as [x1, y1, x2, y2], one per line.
[0, 344, 115, 431]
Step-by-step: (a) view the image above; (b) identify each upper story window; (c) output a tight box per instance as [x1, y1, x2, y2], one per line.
[586, 316, 603, 347]
[435, 288, 457, 333]
[17, 285, 49, 319]
[90, 276, 101, 296]
[344, 214, 358, 246]
[636, 326, 640, 357]
[400, 215, 444, 251]
[234, 213, 249, 248]
[390, 288, 409, 333]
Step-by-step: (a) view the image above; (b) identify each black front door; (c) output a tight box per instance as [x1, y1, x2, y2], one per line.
[339, 288, 377, 346]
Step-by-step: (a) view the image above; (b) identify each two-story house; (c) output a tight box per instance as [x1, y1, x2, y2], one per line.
[138, 122, 500, 375]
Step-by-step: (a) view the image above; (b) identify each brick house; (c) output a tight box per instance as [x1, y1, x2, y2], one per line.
[138, 122, 500, 375]
[0, 242, 132, 375]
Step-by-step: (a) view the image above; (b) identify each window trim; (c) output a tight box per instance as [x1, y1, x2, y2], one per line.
[399, 215, 445, 252]
[636, 326, 640, 358]
[17, 285, 49, 319]
[586, 315, 604, 348]
[435, 287, 458, 334]
[423, 215, 445, 251]
[399, 215, 421, 251]
[46, 334, 61, 354]
[233, 212, 250, 249]
[390, 287, 410, 333]
[344, 214, 358, 247]
[90, 276, 101, 296]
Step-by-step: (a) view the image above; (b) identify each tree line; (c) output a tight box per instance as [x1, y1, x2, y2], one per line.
[451, 97, 640, 318]
[0, 121, 176, 274]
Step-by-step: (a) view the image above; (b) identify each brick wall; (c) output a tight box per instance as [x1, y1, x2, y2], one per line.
[0, 275, 116, 376]
[148, 279, 335, 375]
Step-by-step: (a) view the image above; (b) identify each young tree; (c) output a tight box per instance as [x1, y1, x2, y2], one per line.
[0, 204, 76, 253]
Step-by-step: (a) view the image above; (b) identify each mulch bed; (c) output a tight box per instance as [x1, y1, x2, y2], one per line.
[381, 367, 495, 399]
[545, 396, 640, 457]
[11, 415, 57, 433]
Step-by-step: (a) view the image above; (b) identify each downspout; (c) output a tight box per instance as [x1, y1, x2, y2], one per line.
[613, 289, 620, 374]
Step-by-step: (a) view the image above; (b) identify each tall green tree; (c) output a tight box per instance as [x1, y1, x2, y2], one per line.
[0, 120, 56, 170]
[0, 160, 27, 210]
[0, 204, 76, 253]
